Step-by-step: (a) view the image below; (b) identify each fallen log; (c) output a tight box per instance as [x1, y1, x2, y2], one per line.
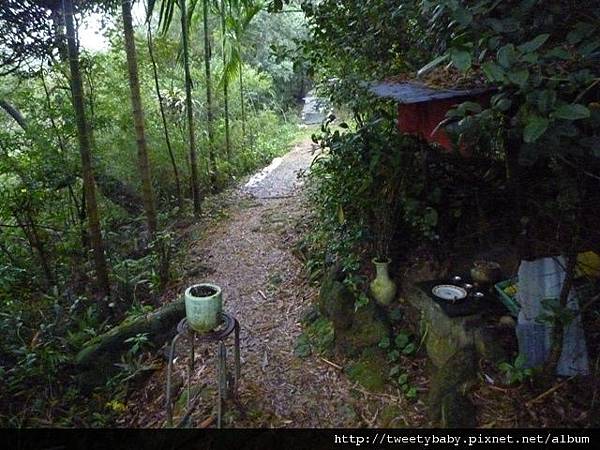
[76, 298, 185, 388]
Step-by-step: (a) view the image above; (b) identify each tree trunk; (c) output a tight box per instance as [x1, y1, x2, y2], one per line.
[62, 0, 110, 299]
[543, 250, 578, 377]
[203, 0, 216, 184]
[122, 0, 158, 237]
[239, 66, 246, 142]
[147, 15, 184, 211]
[50, 5, 69, 63]
[180, 0, 202, 216]
[50, 3, 143, 217]
[220, 0, 231, 162]
[12, 209, 55, 289]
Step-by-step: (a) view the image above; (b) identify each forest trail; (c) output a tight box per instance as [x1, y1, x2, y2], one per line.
[122, 138, 410, 428]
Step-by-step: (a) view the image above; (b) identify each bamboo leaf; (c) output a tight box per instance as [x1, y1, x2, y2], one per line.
[417, 54, 449, 78]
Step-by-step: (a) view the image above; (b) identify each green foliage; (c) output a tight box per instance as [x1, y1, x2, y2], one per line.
[124, 332, 152, 355]
[0, 0, 308, 426]
[294, 315, 335, 358]
[0, 290, 116, 426]
[293, 333, 312, 358]
[498, 354, 534, 385]
[346, 347, 388, 392]
[299, 0, 431, 108]
[304, 109, 441, 306]
[425, 0, 600, 254]
[110, 331, 157, 384]
[379, 333, 418, 399]
[536, 297, 576, 330]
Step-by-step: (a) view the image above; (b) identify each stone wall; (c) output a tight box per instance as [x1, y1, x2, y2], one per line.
[402, 283, 504, 427]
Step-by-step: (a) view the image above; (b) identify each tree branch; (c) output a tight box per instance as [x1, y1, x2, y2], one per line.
[0, 99, 28, 130]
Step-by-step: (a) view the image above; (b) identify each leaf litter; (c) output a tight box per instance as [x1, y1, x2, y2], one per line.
[119, 140, 427, 428]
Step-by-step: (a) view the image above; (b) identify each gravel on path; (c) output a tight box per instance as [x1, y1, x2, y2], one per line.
[120, 139, 422, 428]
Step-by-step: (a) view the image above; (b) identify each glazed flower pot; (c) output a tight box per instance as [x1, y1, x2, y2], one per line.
[184, 283, 222, 332]
[369, 258, 397, 306]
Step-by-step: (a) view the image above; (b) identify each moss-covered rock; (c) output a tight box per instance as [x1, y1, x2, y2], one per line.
[295, 315, 335, 357]
[426, 331, 459, 368]
[306, 317, 335, 352]
[336, 302, 390, 357]
[429, 347, 476, 400]
[427, 346, 477, 427]
[300, 305, 320, 325]
[318, 267, 354, 330]
[473, 328, 507, 363]
[346, 347, 388, 392]
[318, 265, 390, 358]
[294, 333, 312, 358]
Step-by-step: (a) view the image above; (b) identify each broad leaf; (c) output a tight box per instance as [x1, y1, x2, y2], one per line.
[378, 337, 391, 349]
[537, 90, 556, 113]
[553, 104, 591, 120]
[455, 7, 473, 26]
[494, 98, 511, 111]
[546, 46, 570, 60]
[402, 342, 416, 355]
[579, 40, 600, 57]
[487, 18, 504, 33]
[394, 333, 409, 348]
[482, 61, 504, 82]
[389, 365, 401, 377]
[521, 52, 538, 64]
[450, 49, 472, 71]
[518, 34, 550, 53]
[523, 115, 549, 143]
[508, 68, 529, 88]
[497, 44, 516, 68]
[336, 204, 345, 224]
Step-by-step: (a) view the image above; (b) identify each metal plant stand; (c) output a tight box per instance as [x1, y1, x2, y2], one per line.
[165, 313, 240, 428]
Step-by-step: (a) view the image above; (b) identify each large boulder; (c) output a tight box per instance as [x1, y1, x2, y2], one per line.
[318, 266, 354, 330]
[318, 266, 390, 357]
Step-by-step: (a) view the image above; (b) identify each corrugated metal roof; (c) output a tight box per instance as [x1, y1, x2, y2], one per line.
[370, 81, 492, 104]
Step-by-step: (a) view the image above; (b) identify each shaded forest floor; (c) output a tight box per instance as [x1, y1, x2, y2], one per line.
[118, 139, 427, 428]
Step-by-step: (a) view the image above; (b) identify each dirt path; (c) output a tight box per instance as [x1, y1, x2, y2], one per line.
[122, 139, 417, 428]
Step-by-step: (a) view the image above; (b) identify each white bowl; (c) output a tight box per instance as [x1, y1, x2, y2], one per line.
[432, 284, 467, 301]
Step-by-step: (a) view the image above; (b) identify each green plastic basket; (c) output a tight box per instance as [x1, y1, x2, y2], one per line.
[494, 278, 520, 317]
[494, 277, 594, 318]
